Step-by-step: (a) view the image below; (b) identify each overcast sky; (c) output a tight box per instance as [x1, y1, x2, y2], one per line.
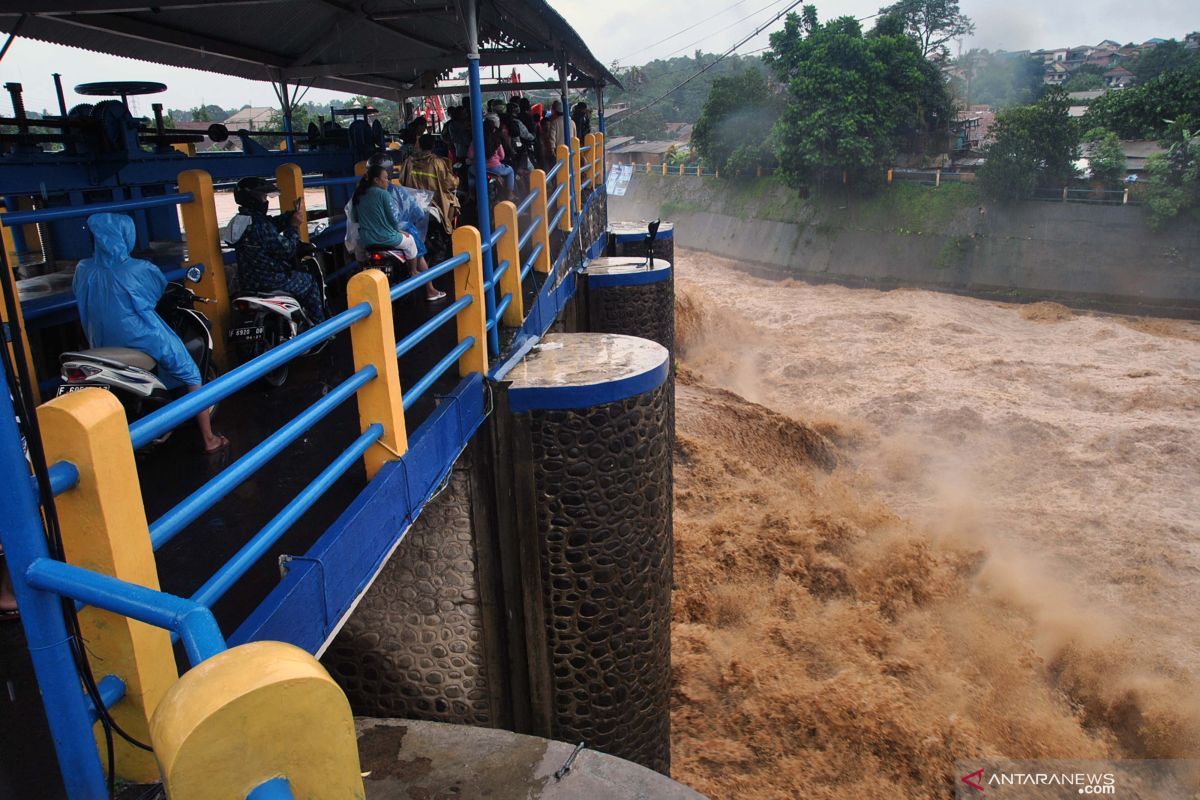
[1, 0, 1195, 114]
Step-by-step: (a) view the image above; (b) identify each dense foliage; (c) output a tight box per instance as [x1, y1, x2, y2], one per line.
[1130, 39, 1200, 83]
[1083, 127, 1126, 185]
[1081, 62, 1200, 139]
[1144, 125, 1200, 228]
[978, 89, 1078, 201]
[763, 5, 955, 187]
[877, 0, 974, 62]
[606, 52, 768, 137]
[690, 69, 780, 173]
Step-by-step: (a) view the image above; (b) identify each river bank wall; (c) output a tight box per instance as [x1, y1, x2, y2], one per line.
[609, 174, 1200, 317]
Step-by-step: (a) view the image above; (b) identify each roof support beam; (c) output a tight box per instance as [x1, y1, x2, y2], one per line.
[283, 49, 554, 79]
[0, 1, 279, 11]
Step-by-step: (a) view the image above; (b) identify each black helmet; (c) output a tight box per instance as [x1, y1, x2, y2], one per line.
[234, 176, 276, 213]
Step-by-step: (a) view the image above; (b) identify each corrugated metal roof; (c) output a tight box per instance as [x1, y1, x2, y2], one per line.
[0, 1, 620, 97]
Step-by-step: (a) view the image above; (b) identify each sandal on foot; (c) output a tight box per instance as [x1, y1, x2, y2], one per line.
[203, 434, 230, 455]
[427, 290, 447, 302]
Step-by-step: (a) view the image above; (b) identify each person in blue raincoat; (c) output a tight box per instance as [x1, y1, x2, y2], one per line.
[73, 213, 227, 453]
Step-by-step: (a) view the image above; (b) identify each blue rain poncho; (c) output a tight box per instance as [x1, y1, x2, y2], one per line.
[73, 213, 201, 388]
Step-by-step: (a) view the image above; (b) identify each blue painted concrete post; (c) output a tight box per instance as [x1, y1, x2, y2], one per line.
[598, 85, 606, 135]
[0, 360, 107, 798]
[465, 0, 499, 355]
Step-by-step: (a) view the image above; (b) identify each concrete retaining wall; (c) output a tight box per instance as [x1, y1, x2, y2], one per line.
[610, 174, 1200, 317]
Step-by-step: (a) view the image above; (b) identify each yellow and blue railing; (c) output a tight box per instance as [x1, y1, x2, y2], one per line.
[0, 134, 608, 799]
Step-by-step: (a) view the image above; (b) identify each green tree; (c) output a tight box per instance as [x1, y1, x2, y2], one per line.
[1081, 62, 1200, 138]
[1083, 127, 1125, 185]
[1063, 65, 1106, 92]
[764, 6, 954, 189]
[877, 0, 974, 61]
[979, 89, 1079, 201]
[691, 68, 779, 173]
[1130, 39, 1198, 83]
[1144, 124, 1200, 228]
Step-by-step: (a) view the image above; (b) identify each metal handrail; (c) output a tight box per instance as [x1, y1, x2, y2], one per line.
[303, 175, 359, 188]
[402, 336, 475, 412]
[189, 424, 383, 610]
[516, 186, 540, 216]
[148, 367, 378, 550]
[546, 160, 564, 181]
[520, 242, 543, 282]
[581, 178, 592, 190]
[549, 205, 566, 232]
[518, 214, 541, 252]
[395, 295, 472, 359]
[128, 302, 371, 448]
[485, 259, 510, 293]
[548, 183, 565, 208]
[389, 252, 468, 302]
[485, 294, 512, 332]
[23, 264, 201, 323]
[0, 193, 195, 227]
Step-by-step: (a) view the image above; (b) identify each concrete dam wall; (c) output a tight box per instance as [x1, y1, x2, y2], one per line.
[609, 174, 1200, 317]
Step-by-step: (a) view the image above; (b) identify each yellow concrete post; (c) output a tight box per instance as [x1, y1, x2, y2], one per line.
[528, 169, 553, 274]
[679, 163, 685, 176]
[492, 201, 525, 327]
[555, 144, 572, 233]
[662, 162, 668, 176]
[645, 162, 651, 174]
[451, 226, 488, 377]
[584, 133, 596, 192]
[935, 169, 941, 188]
[345, 270, 407, 478]
[37, 389, 178, 781]
[274, 163, 308, 244]
[1123, 187, 1130, 205]
[177, 170, 232, 371]
[757, 165, 763, 177]
[354, 160, 368, 178]
[150, 642, 365, 800]
[571, 136, 582, 214]
[715, 167, 720, 179]
[887, 168, 894, 184]
[171, 142, 195, 157]
[0, 207, 40, 403]
[595, 132, 605, 179]
[697, 165, 703, 177]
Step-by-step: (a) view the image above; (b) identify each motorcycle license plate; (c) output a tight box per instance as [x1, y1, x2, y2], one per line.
[230, 325, 265, 340]
[55, 384, 98, 396]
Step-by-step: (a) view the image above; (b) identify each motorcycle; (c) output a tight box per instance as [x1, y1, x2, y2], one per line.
[364, 244, 410, 283]
[228, 242, 328, 387]
[57, 266, 218, 439]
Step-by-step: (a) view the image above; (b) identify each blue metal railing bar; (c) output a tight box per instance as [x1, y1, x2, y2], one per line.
[546, 160, 563, 181]
[247, 778, 295, 800]
[486, 294, 512, 333]
[395, 296, 472, 360]
[83, 675, 127, 725]
[579, 145, 591, 154]
[548, 183, 565, 208]
[581, 178, 592, 191]
[189, 424, 383, 611]
[516, 186, 540, 216]
[518, 214, 542, 252]
[402, 337, 474, 412]
[302, 175, 359, 188]
[484, 259, 510, 293]
[42, 461, 79, 497]
[520, 242, 543, 282]
[24, 557, 226, 666]
[549, 205, 566, 232]
[0, 193, 196, 228]
[480, 224, 505, 255]
[388, 252, 467, 303]
[148, 367, 378, 550]
[129, 302, 371, 448]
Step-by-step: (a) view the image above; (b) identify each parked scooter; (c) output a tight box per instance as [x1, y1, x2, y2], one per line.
[228, 242, 328, 387]
[363, 244, 409, 283]
[57, 266, 217, 437]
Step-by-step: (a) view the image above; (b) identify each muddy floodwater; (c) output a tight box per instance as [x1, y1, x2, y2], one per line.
[668, 248, 1200, 798]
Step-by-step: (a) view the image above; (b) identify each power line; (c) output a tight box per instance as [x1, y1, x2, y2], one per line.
[609, 0, 805, 129]
[660, 0, 793, 61]
[615, 0, 752, 64]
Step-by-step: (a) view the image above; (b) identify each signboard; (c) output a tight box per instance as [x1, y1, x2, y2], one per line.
[606, 164, 633, 197]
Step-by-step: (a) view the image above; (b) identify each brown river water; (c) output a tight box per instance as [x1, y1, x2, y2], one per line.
[668, 248, 1200, 798]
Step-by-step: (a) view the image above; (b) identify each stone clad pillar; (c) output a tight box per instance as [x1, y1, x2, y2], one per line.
[608, 220, 674, 264]
[504, 332, 673, 774]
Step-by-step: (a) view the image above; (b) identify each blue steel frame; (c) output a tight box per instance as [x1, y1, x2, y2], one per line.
[0, 132, 610, 798]
[467, 56, 500, 356]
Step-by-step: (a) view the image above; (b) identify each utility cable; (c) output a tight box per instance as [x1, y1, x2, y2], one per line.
[659, 0, 793, 61]
[609, 0, 805, 129]
[614, 0, 752, 64]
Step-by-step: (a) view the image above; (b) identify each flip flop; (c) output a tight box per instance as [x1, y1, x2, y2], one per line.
[203, 434, 230, 455]
[0, 608, 19, 623]
[427, 290, 447, 302]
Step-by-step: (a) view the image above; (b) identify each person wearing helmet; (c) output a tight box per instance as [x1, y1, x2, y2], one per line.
[223, 176, 325, 322]
[74, 213, 227, 453]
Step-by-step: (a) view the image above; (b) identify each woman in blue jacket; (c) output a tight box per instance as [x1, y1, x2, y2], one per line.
[73, 213, 227, 453]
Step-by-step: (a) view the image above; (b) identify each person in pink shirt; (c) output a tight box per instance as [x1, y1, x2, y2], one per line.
[467, 118, 515, 197]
